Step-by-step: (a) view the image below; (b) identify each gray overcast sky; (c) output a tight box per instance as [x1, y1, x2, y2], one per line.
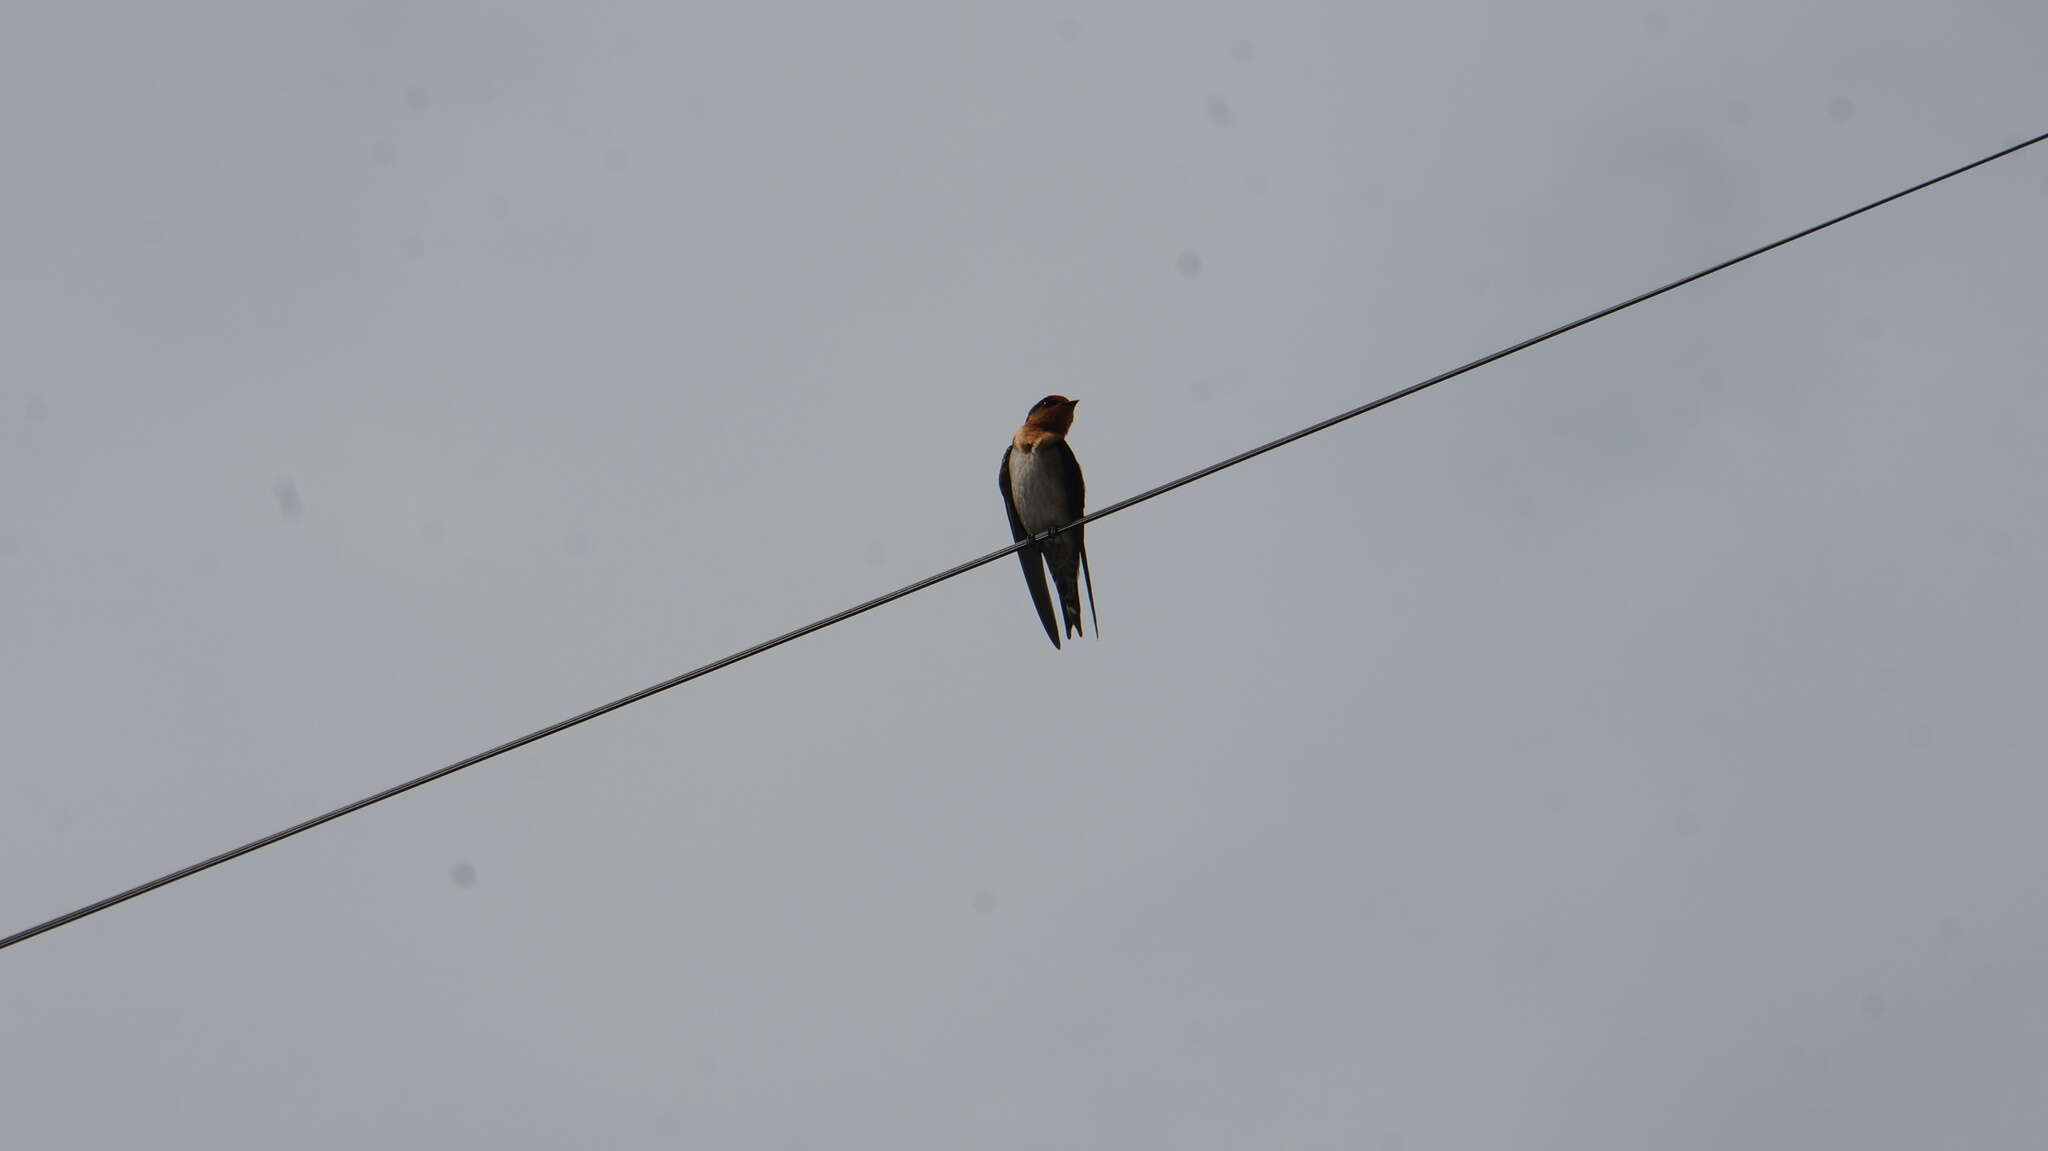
[4, 2, 2045, 1147]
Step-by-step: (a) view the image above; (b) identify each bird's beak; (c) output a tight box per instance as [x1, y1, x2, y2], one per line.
[1066, 398, 1080, 407]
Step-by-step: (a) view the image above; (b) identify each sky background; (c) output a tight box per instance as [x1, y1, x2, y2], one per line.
[4, 2, 2046, 1147]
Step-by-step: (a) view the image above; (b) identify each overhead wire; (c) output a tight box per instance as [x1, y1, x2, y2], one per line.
[4, 129, 2043, 954]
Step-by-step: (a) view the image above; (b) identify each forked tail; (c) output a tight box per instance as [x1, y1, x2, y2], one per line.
[1080, 546, 1100, 639]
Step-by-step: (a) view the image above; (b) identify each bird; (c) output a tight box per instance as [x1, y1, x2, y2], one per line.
[998, 395, 1099, 648]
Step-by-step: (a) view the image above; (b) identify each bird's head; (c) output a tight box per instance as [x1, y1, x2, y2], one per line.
[1022, 394, 1079, 435]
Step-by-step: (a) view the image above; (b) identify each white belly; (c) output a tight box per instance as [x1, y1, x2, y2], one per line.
[1009, 448, 1071, 535]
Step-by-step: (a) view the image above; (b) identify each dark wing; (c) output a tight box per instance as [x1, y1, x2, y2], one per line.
[1061, 440, 1099, 637]
[1042, 439, 1099, 640]
[999, 445, 1062, 649]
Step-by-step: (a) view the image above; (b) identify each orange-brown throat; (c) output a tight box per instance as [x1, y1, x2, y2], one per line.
[1020, 396, 1078, 438]
[1013, 425, 1056, 451]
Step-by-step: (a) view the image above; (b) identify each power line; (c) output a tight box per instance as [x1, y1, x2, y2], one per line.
[4, 129, 2042, 954]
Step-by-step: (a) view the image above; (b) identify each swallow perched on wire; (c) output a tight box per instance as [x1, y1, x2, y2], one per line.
[998, 395, 1099, 648]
